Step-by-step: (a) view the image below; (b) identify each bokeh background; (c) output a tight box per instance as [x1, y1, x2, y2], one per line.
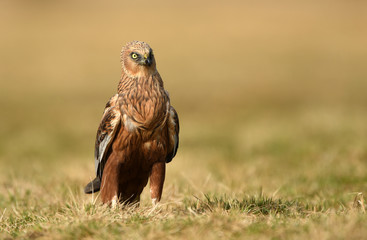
[1, 0, 367, 205]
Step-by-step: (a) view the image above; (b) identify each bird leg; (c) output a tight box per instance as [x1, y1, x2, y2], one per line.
[149, 161, 166, 205]
[100, 159, 119, 205]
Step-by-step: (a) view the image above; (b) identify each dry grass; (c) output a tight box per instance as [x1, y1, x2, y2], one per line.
[1, 0, 367, 239]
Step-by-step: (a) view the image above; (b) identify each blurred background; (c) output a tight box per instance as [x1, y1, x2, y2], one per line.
[0, 0, 366, 201]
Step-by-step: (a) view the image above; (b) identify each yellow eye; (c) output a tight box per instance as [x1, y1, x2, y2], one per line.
[131, 53, 138, 59]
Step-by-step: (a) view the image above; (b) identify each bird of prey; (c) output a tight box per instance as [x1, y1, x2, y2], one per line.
[84, 41, 179, 205]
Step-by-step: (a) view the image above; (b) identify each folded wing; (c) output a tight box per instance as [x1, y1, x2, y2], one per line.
[95, 94, 121, 178]
[84, 94, 121, 194]
[166, 106, 180, 163]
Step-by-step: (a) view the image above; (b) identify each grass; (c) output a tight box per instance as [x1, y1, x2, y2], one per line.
[1, 106, 366, 239]
[1, 190, 366, 239]
[1, 0, 367, 239]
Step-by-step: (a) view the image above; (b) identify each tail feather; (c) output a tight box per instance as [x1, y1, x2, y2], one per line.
[84, 177, 101, 194]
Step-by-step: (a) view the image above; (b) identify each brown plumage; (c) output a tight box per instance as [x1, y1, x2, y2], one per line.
[84, 41, 179, 205]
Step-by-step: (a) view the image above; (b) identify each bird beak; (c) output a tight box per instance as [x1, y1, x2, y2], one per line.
[143, 53, 152, 66]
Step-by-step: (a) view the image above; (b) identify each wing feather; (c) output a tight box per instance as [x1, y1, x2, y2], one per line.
[94, 94, 121, 178]
[166, 106, 179, 163]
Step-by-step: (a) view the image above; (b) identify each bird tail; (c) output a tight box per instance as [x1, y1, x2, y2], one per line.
[84, 177, 101, 194]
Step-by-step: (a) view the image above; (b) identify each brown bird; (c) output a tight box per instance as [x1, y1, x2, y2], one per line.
[84, 41, 179, 205]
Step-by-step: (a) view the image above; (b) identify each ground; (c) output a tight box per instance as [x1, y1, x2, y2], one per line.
[1, 1, 367, 239]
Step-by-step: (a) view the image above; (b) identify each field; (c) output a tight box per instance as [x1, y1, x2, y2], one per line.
[1, 1, 367, 239]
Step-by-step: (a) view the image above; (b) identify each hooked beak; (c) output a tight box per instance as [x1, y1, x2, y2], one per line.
[142, 53, 152, 66]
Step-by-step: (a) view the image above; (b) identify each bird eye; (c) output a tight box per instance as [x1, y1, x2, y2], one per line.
[131, 53, 138, 59]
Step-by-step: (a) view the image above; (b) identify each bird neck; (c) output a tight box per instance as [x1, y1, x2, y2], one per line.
[117, 72, 163, 94]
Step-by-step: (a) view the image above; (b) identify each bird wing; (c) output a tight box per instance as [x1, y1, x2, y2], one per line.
[166, 106, 179, 163]
[95, 94, 121, 179]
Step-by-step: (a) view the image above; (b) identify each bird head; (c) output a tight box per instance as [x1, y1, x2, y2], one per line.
[121, 41, 157, 78]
